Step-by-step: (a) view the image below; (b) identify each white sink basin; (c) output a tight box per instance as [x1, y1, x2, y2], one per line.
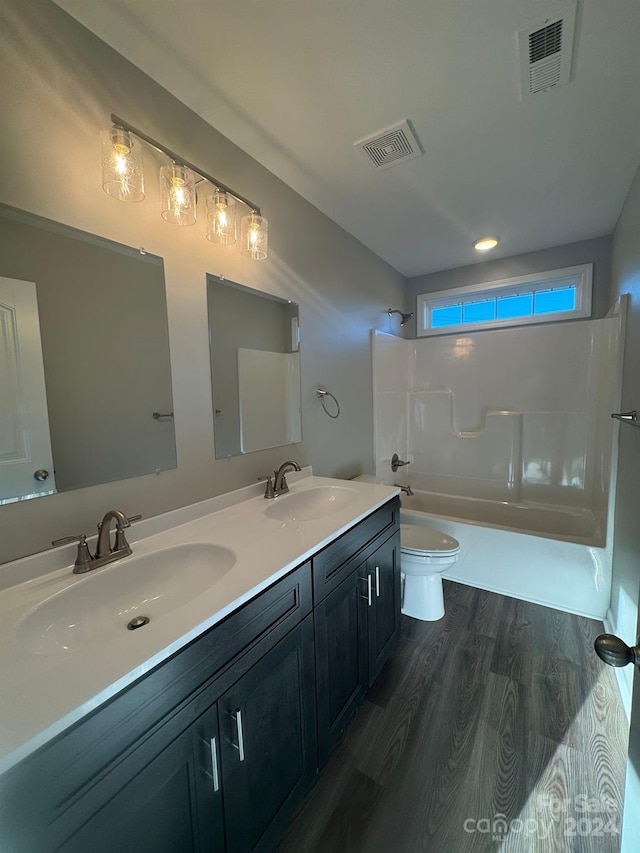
[15, 543, 236, 655]
[264, 486, 359, 523]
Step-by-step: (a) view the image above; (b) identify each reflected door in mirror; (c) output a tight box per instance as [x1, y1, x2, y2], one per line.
[208, 277, 302, 459]
[0, 277, 56, 503]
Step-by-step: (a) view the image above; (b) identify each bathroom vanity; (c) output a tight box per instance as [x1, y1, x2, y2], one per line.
[0, 476, 400, 852]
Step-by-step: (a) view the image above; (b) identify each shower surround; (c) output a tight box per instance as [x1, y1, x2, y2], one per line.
[372, 305, 624, 618]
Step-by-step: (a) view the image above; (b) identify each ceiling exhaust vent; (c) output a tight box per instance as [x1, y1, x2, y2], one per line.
[518, 1, 576, 97]
[354, 120, 423, 170]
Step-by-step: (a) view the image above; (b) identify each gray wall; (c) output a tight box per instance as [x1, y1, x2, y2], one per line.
[405, 236, 614, 336]
[609, 158, 640, 846]
[0, 0, 406, 563]
[609, 161, 640, 645]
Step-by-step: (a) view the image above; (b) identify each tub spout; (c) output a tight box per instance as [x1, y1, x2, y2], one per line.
[395, 483, 414, 496]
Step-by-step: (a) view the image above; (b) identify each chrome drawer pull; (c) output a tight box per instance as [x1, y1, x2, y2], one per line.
[375, 565, 380, 597]
[230, 709, 245, 762]
[210, 736, 220, 792]
[360, 574, 373, 606]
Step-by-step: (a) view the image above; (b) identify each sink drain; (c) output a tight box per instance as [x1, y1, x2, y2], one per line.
[127, 616, 150, 631]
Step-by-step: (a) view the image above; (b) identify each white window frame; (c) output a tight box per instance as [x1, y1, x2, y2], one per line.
[417, 263, 593, 337]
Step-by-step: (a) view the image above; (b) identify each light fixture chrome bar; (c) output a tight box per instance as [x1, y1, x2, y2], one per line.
[111, 114, 261, 215]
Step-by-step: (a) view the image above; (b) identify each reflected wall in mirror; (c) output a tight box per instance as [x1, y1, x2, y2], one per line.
[207, 276, 301, 458]
[0, 205, 177, 503]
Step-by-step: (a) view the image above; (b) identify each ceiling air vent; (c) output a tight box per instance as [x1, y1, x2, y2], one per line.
[354, 120, 423, 170]
[518, 1, 576, 97]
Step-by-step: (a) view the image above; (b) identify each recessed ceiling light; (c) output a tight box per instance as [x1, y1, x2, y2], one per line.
[474, 237, 499, 252]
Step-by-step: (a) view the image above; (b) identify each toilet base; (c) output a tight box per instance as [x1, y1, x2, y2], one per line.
[401, 572, 445, 621]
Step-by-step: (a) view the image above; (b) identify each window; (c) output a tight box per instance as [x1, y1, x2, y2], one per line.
[417, 264, 592, 337]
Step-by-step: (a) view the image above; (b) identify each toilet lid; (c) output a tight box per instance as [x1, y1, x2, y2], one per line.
[400, 524, 460, 556]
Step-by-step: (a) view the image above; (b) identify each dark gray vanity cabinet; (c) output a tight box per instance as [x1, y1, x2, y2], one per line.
[1, 562, 315, 853]
[218, 616, 316, 852]
[0, 496, 400, 853]
[366, 530, 402, 685]
[314, 499, 401, 766]
[58, 700, 225, 853]
[60, 616, 317, 853]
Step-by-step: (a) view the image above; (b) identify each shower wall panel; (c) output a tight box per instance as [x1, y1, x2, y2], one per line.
[373, 313, 621, 517]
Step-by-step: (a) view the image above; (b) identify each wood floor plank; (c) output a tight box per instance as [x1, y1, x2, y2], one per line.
[278, 582, 628, 853]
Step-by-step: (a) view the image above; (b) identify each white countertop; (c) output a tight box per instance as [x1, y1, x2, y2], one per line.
[0, 473, 398, 774]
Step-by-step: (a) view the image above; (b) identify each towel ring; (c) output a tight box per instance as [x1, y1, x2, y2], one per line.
[317, 388, 340, 419]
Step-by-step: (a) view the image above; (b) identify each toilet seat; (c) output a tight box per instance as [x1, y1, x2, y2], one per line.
[400, 524, 460, 557]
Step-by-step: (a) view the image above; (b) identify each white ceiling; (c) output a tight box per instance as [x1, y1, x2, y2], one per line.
[53, 0, 640, 278]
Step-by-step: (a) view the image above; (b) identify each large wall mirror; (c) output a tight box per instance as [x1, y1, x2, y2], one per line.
[0, 204, 177, 504]
[207, 276, 301, 459]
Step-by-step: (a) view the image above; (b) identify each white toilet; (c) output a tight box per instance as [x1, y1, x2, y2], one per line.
[400, 524, 460, 621]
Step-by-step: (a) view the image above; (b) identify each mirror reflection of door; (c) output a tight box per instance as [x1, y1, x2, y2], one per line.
[0, 277, 56, 503]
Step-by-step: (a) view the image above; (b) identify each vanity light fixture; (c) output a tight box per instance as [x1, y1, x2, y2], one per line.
[160, 163, 197, 226]
[241, 211, 268, 260]
[101, 115, 268, 259]
[473, 236, 499, 252]
[206, 189, 236, 244]
[100, 127, 145, 202]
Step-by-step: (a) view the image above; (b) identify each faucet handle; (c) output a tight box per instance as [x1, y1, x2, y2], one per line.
[263, 476, 275, 499]
[51, 533, 93, 571]
[113, 515, 140, 552]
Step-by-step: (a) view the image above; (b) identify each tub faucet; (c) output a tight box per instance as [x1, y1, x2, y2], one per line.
[266, 461, 301, 498]
[395, 483, 414, 496]
[391, 453, 410, 473]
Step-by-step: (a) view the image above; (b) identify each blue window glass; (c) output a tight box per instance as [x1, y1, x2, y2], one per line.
[431, 304, 462, 327]
[463, 299, 496, 324]
[497, 293, 533, 319]
[534, 286, 576, 315]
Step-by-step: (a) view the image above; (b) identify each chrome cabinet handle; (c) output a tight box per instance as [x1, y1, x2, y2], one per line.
[375, 565, 380, 597]
[360, 574, 372, 606]
[210, 736, 220, 791]
[230, 709, 245, 762]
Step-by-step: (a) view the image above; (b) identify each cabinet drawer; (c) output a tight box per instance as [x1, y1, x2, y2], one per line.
[312, 498, 399, 603]
[1, 561, 312, 852]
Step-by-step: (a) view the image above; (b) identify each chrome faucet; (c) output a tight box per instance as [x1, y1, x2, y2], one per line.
[265, 461, 301, 498]
[95, 510, 133, 560]
[52, 509, 141, 574]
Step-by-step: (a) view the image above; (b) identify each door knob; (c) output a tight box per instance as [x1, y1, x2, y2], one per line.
[34, 469, 49, 481]
[594, 634, 640, 668]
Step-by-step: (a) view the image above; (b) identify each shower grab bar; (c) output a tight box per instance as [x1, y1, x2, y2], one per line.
[611, 410, 640, 428]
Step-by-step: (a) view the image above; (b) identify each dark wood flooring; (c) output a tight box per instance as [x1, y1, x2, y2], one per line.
[279, 582, 628, 852]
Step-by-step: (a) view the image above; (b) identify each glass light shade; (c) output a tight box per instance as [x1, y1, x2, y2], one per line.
[206, 190, 236, 245]
[160, 163, 197, 226]
[241, 212, 268, 260]
[101, 127, 144, 202]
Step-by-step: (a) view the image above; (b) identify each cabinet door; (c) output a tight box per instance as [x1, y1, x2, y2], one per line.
[59, 704, 225, 853]
[367, 530, 401, 686]
[315, 564, 369, 767]
[218, 615, 317, 853]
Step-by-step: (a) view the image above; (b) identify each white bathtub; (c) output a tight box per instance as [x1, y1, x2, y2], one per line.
[400, 491, 610, 619]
